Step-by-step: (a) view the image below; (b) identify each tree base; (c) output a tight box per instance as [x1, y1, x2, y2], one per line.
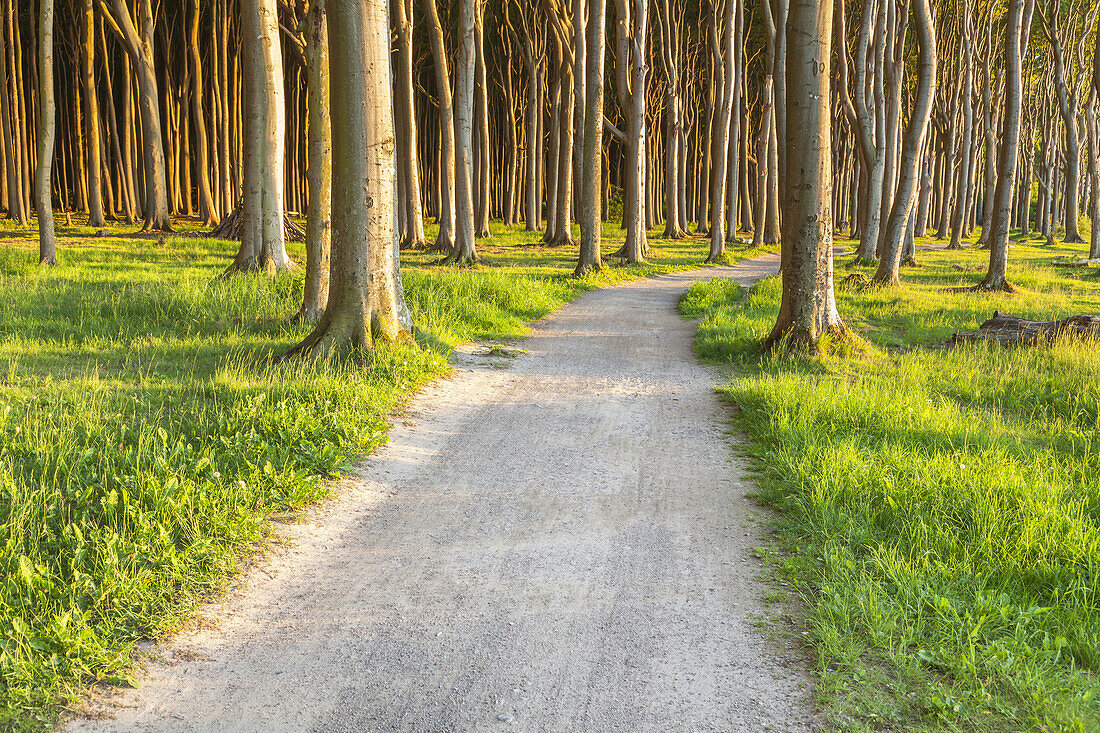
[900, 256, 920, 268]
[573, 260, 603, 277]
[969, 279, 1018, 294]
[952, 311, 1100, 346]
[208, 201, 305, 242]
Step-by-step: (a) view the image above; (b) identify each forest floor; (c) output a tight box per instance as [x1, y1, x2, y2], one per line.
[682, 232, 1100, 732]
[0, 217, 775, 730]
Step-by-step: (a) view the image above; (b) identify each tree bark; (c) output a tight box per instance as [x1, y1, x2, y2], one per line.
[37, 0, 56, 265]
[101, 0, 172, 231]
[424, 0, 457, 254]
[288, 0, 412, 356]
[873, 0, 936, 286]
[230, 0, 291, 273]
[449, 0, 479, 263]
[189, 0, 219, 226]
[81, 0, 106, 227]
[707, 0, 735, 263]
[575, 0, 607, 275]
[766, 0, 849, 350]
[299, 0, 331, 322]
[979, 0, 1034, 291]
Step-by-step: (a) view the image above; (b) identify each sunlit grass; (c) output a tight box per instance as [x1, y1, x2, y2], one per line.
[683, 232, 1100, 732]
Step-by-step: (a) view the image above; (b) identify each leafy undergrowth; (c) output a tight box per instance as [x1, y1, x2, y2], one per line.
[0, 216, 747, 730]
[683, 234, 1100, 732]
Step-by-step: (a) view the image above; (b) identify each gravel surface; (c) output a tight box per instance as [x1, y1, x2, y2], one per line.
[69, 253, 820, 732]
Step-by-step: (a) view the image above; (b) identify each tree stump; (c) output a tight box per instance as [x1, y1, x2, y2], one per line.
[951, 311, 1100, 346]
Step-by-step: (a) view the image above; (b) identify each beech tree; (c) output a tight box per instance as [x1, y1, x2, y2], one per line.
[101, 0, 172, 231]
[978, 0, 1035, 291]
[873, 0, 937, 286]
[766, 0, 849, 350]
[36, 0, 56, 265]
[575, 0, 607, 275]
[288, 0, 412, 355]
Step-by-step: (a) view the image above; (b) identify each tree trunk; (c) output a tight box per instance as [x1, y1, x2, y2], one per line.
[575, 0, 607, 275]
[449, 0, 479, 263]
[81, 0, 106, 227]
[979, 0, 1033, 291]
[103, 0, 172, 231]
[230, 0, 291, 273]
[36, 0, 56, 265]
[613, 0, 648, 262]
[707, 0, 735, 263]
[873, 0, 936, 286]
[189, 0, 219, 226]
[298, 0, 331, 322]
[766, 0, 849, 350]
[288, 0, 412, 356]
[424, 0, 456, 254]
[473, 7, 491, 239]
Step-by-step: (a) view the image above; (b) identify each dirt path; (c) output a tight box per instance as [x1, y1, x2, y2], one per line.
[70, 254, 819, 732]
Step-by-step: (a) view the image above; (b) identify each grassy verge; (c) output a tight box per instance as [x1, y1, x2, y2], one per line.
[681, 234, 1100, 732]
[0, 216, 750, 730]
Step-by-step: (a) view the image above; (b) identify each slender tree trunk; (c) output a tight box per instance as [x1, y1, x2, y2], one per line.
[980, 0, 1033, 290]
[473, 7, 491, 238]
[707, 0, 735, 263]
[392, 0, 427, 249]
[189, 0, 219, 226]
[37, 0, 56, 265]
[873, 0, 936, 286]
[449, 0, 479, 263]
[103, 0, 172, 231]
[82, 0, 106, 227]
[298, 0, 331, 322]
[424, 0, 456, 253]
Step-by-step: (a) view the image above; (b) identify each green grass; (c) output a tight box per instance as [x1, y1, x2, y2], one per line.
[681, 232, 1100, 732]
[0, 214, 752, 730]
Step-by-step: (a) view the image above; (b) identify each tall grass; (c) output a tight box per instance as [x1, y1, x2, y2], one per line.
[0, 219, 724, 730]
[682, 236, 1100, 731]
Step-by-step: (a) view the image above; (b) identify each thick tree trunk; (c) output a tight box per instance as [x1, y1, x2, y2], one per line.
[288, 0, 412, 356]
[37, 0, 56, 265]
[766, 0, 849, 350]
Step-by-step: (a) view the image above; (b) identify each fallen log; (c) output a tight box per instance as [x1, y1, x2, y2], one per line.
[951, 311, 1100, 346]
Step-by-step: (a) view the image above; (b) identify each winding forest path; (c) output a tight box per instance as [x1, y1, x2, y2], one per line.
[70, 253, 820, 732]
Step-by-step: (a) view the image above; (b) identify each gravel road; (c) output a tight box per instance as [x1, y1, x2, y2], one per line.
[69, 253, 819, 732]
